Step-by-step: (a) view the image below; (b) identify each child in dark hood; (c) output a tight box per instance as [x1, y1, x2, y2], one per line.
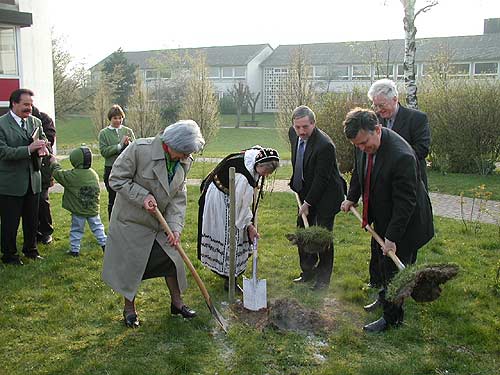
[49, 146, 106, 256]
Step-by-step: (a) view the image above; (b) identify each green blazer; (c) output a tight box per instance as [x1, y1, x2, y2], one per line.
[0, 112, 45, 196]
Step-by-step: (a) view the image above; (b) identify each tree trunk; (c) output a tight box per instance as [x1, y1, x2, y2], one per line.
[236, 109, 241, 128]
[402, 0, 418, 109]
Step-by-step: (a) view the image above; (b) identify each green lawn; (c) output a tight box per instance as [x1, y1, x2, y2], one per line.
[220, 113, 277, 128]
[1, 188, 498, 374]
[55, 115, 97, 153]
[55, 115, 289, 159]
[202, 128, 289, 159]
[428, 170, 500, 201]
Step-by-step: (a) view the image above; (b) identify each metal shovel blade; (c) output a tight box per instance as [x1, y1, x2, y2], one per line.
[243, 277, 267, 311]
[243, 238, 267, 311]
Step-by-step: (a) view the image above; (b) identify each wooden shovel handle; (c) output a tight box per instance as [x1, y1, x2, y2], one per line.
[153, 207, 213, 303]
[349, 206, 405, 270]
[294, 192, 309, 228]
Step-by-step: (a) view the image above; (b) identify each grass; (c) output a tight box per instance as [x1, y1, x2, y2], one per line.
[220, 113, 277, 128]
[55, 115, 98, 153]
[1, 187, 499, 374]
[428, 170, 500, 201]
[55, 115, 289, 159]
[201, 127, 289, 158]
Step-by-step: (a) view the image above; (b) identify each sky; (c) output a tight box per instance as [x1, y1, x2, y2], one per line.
[48, 0, 500, 68]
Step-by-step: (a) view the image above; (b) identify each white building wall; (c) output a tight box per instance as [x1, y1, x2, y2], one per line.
[246, 45, 273, 113]
[17, 0, 54, 119]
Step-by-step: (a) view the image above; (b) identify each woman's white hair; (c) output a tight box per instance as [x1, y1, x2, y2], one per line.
[160, 120, 205, 154]
[368, 78, 398, 101]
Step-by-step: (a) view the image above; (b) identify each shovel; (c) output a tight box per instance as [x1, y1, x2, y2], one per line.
[349, 206, 458, 304]
[153, 207, 228, 332]
[243, 238, 267, 311]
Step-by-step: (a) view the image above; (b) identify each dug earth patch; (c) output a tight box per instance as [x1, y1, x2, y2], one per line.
[231, 297, 339, 334]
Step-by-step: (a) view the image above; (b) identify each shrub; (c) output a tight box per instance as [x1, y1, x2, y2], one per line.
[315, 87, 370, 173]
[419, 78, 500, 175]
[219, 96, 241, 115]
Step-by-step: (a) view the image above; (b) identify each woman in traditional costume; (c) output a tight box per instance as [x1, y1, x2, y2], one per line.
[197, 146, 279, 291]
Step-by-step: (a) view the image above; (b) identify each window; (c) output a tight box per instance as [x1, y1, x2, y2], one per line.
[208, 67, 220, 78]
[313, 65, 349, 80]
[331, 65, 349, 80]
[374, 64, 394, 79]
[159, 70, 171, 79]
[234, 67, 246, 78]
[352, 64, 371, 80]
[222, 67, 233, 78]
[145, 70, 157, 80]
[396, 64, 405, 80]
[474, 62, 498, 77]
[0, 27, 17, 76]
[314, 66, 328, 78]
[221, 66, 246, 78]
[448, 63, 470, 77]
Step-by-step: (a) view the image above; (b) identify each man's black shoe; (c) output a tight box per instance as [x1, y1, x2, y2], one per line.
[24, 253, 43, 260]
[3, 258, 24, 266]
[293, 275, 313, 283]
[363, 299, 382, 312]
[37, 234, 53, 245]
[363, 317, 388, 333]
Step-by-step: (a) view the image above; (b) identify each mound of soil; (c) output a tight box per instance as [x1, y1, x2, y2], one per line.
[231, 298, 336, 334]
[389, 263, 460, 305]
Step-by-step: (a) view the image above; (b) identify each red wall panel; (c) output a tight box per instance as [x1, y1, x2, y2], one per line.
[0, 78, 20, 102]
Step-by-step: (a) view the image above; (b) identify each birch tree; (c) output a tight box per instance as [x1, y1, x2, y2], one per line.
[400, 0, 438, 108]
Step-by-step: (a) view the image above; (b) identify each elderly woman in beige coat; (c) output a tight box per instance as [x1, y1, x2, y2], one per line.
[102, 120, 205, 328]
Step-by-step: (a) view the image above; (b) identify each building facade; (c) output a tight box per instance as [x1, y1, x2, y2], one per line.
[262, 19, 500, 111]
[90, 44, 273, 113]
[90, 18, 500, 113]
[0, 0, 54, 117]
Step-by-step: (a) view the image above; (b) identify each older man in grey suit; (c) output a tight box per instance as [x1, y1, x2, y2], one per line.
[0, 89, 48, 265]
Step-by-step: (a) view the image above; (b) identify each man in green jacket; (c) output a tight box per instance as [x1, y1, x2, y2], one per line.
[0, 89, 48, 265]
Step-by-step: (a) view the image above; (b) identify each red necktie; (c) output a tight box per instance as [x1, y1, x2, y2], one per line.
[362, 154, 373, 228]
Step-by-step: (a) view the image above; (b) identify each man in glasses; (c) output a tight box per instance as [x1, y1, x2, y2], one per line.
[368, 79, 430, 190]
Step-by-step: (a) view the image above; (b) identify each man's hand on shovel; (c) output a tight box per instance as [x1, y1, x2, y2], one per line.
[382, 238, 397, 256]
[144, 194, 179, 246]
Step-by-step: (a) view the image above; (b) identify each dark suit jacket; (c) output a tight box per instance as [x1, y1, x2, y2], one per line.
[0, 112, 45, 196]
[289, 126, 346, 217]
[347, 128, 434, 254]
[384, 104, 430, 188]
[33, 110, 56, 189]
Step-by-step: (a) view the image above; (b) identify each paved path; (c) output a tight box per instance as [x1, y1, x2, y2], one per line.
[49, 179, 499, 225]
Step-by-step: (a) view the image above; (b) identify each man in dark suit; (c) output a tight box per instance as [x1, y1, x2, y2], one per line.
[0, 89, 49, 265]
[368, 79, 430, 189]
[341, 108, 434, 332]
[367, 78, 431, 289]
[289, 105, 346, 290]
[32, 106, 56, 245]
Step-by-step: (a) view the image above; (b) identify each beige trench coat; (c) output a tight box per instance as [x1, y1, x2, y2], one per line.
[102, 136, 191, 301]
